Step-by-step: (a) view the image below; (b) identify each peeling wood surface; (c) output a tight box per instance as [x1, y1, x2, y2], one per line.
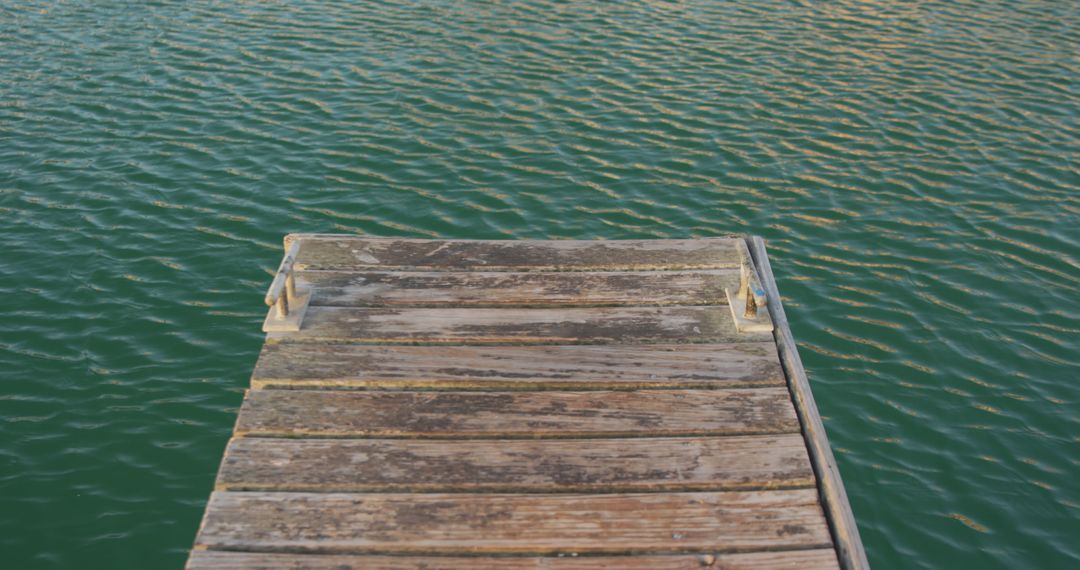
[189, 237, 857, 569]
[188, 549, 841, 569]
[217, 435, 815, 492]
[288, 235, 742, 271]
[300, 269, 738, 307]
[270, 306, 772, 344]
[252, 342, 784, 390]
[234, 389, 801, 438]
[194, 490, 833, 554]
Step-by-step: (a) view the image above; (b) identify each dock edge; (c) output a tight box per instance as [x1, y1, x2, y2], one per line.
[747, 236, 871, 570]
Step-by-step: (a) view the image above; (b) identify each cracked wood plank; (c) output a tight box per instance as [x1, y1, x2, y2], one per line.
[286, 235, 742, 272]
[299, 270, 738, 307]
[187, 549, 841, 569]
[251, 342, 784, 390]
[234, 389, 801, 438]
[215, 435, 815, 492]
[194, 490, 833, 554]
[268, 306, 772, 344]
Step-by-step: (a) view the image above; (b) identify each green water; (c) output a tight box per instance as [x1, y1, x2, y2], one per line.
[2, 1, 1077, 567]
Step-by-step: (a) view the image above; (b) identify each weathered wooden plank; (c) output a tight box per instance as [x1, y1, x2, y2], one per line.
[748, 237, 869, 570]
[235, 389, 801, 438]
[300, 270, 738, 307]
[216, 435, 814, 492]
[194, 490, 832, 554]
[269, 306, 772, 344]
[286, 235, 742, 272]
[188, 549, 841, 569]
[252, 343, 784, 390]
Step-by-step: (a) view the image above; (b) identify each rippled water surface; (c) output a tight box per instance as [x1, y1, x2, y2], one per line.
[2, 1, 1078, 567]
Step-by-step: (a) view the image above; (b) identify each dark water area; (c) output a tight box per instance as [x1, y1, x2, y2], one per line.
[1, 1, 1077, 567]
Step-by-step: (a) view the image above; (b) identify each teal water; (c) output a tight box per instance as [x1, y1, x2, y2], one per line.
[2, 0, 1078, 567]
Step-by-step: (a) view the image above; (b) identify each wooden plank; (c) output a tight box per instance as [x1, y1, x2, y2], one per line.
[216, 435, 815, 492]
[194, 490, 833, 554]
[300, 270, 738, 307]
[188, 549, 841, 569]
[286, 235, 742, 271]
[252, 342, 784, 390]
[269, 306, 772, 344]
[748, 237, 869, 570]
[235, 389, 801, 438]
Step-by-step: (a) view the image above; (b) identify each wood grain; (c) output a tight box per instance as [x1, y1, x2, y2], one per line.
[300, 270, 737, 307]
[235, 389, 801, 438]
[187, 236, 854, 569]
[216, 435, 815, 492]
[286, 235, 742, 271]
[252, 342, 784, 390]
[188, 549, 841, 569]
[269, 306, 772, 344]
[194, 490, 833, 554]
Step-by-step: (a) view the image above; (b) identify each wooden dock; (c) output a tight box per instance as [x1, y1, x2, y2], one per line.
[187, 235, 868, 569]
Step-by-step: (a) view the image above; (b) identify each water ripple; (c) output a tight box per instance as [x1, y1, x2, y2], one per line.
[2, 0, 1078, 568]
